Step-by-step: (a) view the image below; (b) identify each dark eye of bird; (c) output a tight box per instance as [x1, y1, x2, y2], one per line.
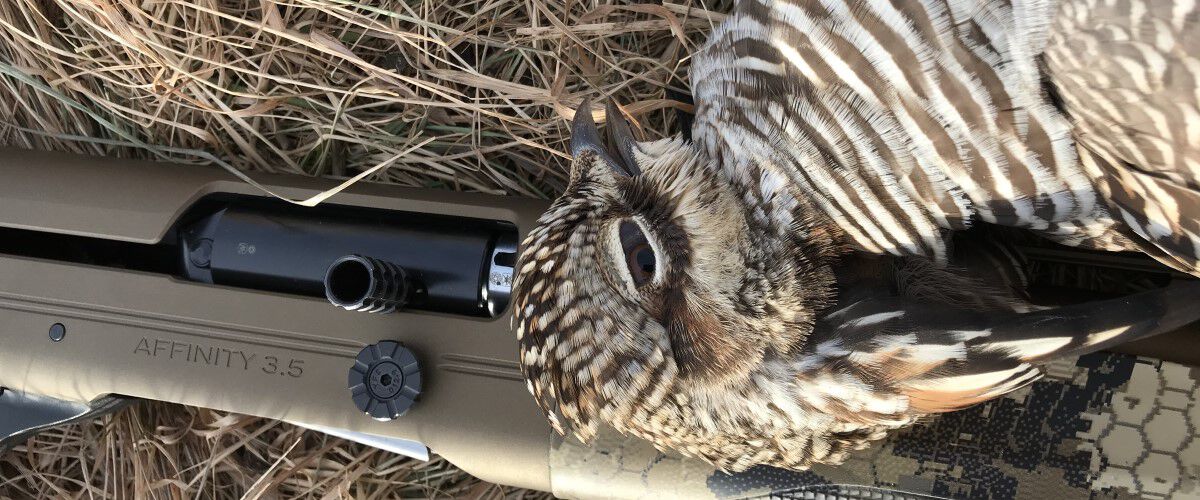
[619, 221, 656, 286]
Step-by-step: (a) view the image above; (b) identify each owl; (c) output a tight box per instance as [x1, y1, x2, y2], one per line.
[512, 0, 1200, 471]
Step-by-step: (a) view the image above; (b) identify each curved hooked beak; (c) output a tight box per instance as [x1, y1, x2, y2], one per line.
[570, 98, 641, 177]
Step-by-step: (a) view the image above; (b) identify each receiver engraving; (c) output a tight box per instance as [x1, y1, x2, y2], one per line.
[133, 337, 305, 378]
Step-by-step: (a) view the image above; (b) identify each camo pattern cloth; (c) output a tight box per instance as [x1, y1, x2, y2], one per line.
[549, 353, 1200, 499]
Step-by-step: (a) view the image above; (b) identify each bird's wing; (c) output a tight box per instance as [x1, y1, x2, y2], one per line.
[806, 280, 1200, 414]
[687, 0, 1174, 264]
[1044, 0, 1200, 275]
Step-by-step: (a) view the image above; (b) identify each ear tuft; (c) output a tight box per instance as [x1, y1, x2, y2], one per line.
[570, 98, 604, 158]
[604, 99, 641, 176]
[569, 98, 639, 178]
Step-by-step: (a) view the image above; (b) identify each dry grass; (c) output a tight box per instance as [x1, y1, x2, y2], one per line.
[0, 0, 728, 198]
[0, 0, 732, 497]
[2, 402, 552, 499]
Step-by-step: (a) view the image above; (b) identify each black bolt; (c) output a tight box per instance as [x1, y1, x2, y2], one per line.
[49, 323, 66, 342]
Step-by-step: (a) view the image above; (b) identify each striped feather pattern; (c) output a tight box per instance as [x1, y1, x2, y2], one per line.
[808, 280, 1200, 414]
[690, 0, 1158, 262]
[1044, 0, 1200, 274]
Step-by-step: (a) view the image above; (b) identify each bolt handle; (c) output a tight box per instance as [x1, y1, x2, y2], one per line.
[324, 255, 412, 314]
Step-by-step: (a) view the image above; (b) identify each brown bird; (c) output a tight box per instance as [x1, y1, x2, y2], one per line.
[512, 0, 1200, 471]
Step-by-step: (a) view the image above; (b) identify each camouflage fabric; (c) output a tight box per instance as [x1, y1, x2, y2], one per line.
[549, 353, 1200, 499]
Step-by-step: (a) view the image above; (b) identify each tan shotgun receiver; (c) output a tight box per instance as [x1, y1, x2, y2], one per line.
[0, 147, 557, 490]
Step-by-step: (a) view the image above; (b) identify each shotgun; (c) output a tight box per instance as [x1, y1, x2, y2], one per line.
[2, 147, 1198, 499]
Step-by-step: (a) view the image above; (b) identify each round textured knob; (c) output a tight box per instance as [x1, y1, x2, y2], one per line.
[348, 341, 421, 420]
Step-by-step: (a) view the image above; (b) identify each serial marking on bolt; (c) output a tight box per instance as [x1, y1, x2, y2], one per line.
[132, 337, 305, 378]
[490, 272, 512, 287]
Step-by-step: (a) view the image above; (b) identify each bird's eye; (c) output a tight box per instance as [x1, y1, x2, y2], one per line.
[619, 221, 656, 286]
